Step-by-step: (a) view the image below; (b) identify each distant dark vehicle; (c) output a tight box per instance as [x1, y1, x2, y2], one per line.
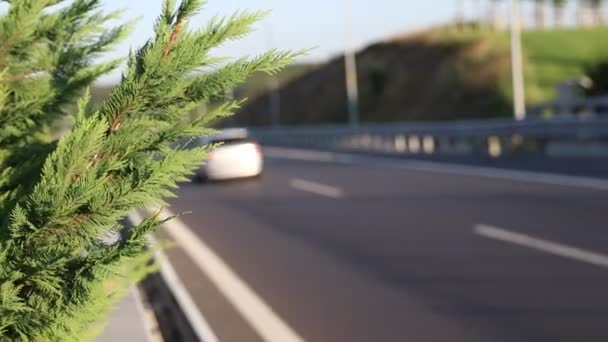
[195, 128, 263, 181]
[585, 62, 608, 96]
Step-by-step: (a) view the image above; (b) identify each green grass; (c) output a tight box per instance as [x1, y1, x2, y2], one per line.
[436, 26, 608, 105]
[523, 27, 608, 102]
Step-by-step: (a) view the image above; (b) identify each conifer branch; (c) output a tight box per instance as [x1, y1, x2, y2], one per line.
[109, 107, 128, 132]
[162, 19, 186, 60]
[0, 0, 302, 339]
[0, 70, 47, 84]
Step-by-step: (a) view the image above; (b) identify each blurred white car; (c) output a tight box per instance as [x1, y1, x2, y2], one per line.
[195, 128, 263, 181]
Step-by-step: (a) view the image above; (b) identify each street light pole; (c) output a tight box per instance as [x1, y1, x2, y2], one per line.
[510, 0, 527, 120]
[343, 0, 360, 127]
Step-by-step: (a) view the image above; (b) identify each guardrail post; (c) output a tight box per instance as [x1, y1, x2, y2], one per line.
[394, 135, 407, 153]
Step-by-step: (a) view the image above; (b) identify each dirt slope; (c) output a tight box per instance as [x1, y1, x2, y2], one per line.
[236, 32, 512, 126]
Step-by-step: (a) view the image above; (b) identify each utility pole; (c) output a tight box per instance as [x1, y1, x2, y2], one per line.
[264, 23, 281, 128]
[343, 0, 360, 127]
[510, 0, 526, 120]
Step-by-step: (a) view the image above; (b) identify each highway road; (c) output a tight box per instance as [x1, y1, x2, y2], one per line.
[156, 147, 608, 342]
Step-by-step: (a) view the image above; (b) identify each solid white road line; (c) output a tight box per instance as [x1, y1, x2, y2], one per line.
[264, 146, 608, 191]
[289, 178, 344, 198]
[145, 208, 305, 342]
[391, 159, 608, 192]
[128, 213, 220, 342]
[130, 286, 162, 342]
[475, 224, 608, 269]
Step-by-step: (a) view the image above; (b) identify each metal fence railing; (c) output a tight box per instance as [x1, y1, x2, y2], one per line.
[250, 117, 608, 158]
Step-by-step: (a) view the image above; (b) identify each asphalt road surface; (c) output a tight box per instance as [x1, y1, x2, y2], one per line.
[159, 147, 608, 342]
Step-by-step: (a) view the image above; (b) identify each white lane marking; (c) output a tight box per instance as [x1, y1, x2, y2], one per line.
[144, 208, 305, 342]
[130, 286, 162, 342]
[392, 160, 608, 191]
[128, 213, 220, 342]
[264, 146, 608, 191]
[475, 224, 608, 269]
[289, 178, 344, 198]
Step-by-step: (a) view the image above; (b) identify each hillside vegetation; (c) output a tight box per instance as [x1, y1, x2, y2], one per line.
[521, 27, 608, 102]
[236, 26, 608, 125]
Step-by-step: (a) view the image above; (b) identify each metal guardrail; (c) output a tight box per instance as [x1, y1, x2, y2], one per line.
[250, 117, 608, 158]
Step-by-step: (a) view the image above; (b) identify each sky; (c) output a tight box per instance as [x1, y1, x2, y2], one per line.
[103, 0, 457, 60]
[95, 0, 581, 83]
[0, 0, 586, 83]
[96, 0, 463, 82]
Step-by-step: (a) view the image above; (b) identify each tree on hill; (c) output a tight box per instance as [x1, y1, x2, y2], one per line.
[489, 0, 505, 30]
[552, 0, 568, 27]
[0, 0, 298, 340]
[533, 0, 547, 28]
[590, 0, 605, 24]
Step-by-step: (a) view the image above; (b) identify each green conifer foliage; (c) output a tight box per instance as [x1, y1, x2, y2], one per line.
[0, 0, 299, 340]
